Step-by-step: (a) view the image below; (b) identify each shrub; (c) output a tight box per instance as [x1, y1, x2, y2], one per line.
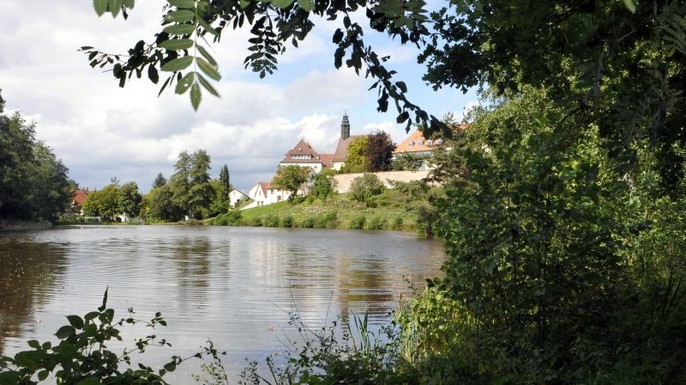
[0, 290, 214, 384]
[349, 174, 385, 203]
[251, 217, 263, 227]
[391, 216, 404, 230]
[366, 216, 386, 230]
[315, 211, 339, 228]
[265, 213, 280, 227]
[350, 215, 366, 230]
[281, 214, 294, 228]
[301, 216, 315, 228]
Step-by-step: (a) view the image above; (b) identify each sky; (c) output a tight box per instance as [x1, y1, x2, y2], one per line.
[1, 0, 477, 192]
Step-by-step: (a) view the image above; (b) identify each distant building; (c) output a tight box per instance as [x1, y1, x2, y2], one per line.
[228, 189, 249, 207]
[71, 188, 91, 215]
[394, 124, 468, 158]
[245, 113, 369, 208]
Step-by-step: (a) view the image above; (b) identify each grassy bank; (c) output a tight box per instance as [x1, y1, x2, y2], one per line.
[210, 189, 432, 233]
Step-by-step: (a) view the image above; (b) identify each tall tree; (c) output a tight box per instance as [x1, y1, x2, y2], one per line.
[118, 181, 142, 219]
[365, 130, 395, 172]
[219, 164, 230, 191]
[152, 172, 167, 189]
[0, 96, 71, 222]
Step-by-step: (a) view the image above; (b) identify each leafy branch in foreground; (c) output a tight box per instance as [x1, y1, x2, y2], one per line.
[83, 0, 445, 133]
[0, 289, 216, 384]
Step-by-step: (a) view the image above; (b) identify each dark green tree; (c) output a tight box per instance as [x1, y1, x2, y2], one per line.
[219, 164, 230, 191]
[188, 149, 213, 218]
[152, 172, 167, 189]
[0, 98, 71, 223]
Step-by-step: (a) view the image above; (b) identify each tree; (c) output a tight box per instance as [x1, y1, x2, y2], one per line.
[118, 181, 142, 219]
[146, 184, 182, 222]
[82, 184, 120, 221]
[271, 165, 311, 202]
[342, 136, 367, 173]
[0, 98, 71, 223]
[219, 164, 230, 192]
[365, 130, 395, 172]
[311, 172, 336, 200]
[152, 172, 167, 189]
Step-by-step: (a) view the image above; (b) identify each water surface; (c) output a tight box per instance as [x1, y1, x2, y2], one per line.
[0, 225, 444, 381]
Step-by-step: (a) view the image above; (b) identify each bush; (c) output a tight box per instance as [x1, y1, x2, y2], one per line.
[350, 215, 366, 230]
[0, 290, 215, 384]
[265, 213, 280, 227]
[390, 216, 404, 230]
[315, 211, 339, 228]
[349, 174, 385, 203]
[366, 216, 386, 230]
[301, 216, 315, 228]
[251, 217, 263, 227]
[281, 214, 294, 228]
[212, 210, 242, 226]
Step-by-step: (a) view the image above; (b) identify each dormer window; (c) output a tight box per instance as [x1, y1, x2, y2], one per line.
[427, 140, 433, 147]
[418, 140, 424, 146]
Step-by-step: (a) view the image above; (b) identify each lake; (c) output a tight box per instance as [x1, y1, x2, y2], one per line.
[0, 225, 444, 382]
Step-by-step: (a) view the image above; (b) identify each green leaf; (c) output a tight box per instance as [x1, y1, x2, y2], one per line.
[198, 73, 220, 97]
[623, 0, 636, 13]
[175, 71, 196, 94]
[196, 16, 218, 36]
[163, 23, 196, 35]
[196, 45, 217, 66]
[123, 0, 135, 7]
[168, 0, 196, 8]
[161, 56, 194, 72]
[37, 370, 49, 381]
[239, 0, 251, 9]
[67, 315, 85, 329]
[297, 0, 314, 11]
[190, 83, 202, 110]
[55, 325, 76, 339]
[396, 81, 407, 93]
[197, 57, 221, 81]
[27, 339, 40, 349]
[109, 0, 122, 17]
[93, 0, 108, 16]
[168, 9, 195, 23]
[159, 38, 194, 50]
[271, 0, 295, 9]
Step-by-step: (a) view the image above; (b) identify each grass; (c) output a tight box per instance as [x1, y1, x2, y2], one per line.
[222, 192, 421, 232]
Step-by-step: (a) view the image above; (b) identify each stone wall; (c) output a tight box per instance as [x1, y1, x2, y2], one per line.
[332, 170, 430, 193]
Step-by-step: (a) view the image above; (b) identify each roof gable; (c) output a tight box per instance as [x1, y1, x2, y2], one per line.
[280, 139, 322, 164]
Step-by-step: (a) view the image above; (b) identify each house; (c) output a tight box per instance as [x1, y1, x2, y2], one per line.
[245, 181, 294, 208]
[71, 188, 90, 215]
[228, 189, 249, 207]
[394, 124, 468, 157]
[279, 139, 326, 173]
[243, 113, 367, 208]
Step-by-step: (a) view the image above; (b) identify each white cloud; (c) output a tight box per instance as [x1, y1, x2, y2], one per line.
[1, 0, 476, 194]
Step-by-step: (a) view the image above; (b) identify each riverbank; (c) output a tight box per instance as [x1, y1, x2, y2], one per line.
[0, 220, 52, 231]
[211, 191, 431, 234]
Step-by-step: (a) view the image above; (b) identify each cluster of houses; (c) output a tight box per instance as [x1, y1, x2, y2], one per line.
[238, 113, 442, 208]
[71, 112, 447, 215]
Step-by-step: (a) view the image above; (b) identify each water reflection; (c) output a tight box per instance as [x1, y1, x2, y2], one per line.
[0, 226, 444, 382]
[0, 234, 68, 356]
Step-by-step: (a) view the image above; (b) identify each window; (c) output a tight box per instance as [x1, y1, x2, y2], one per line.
[418, 140, 424, 146]
[427, 140, 433, 147]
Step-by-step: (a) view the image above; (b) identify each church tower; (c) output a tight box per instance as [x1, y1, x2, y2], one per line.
[340, 112, 350, 140]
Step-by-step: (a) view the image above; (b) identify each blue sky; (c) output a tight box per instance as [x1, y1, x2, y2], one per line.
[1, 0, 477, 192]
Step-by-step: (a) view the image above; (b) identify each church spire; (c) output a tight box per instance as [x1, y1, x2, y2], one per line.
[340, 111, 350, 140]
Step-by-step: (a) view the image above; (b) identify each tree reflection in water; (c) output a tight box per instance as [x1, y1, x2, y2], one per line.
[0, 235, 68, 356]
